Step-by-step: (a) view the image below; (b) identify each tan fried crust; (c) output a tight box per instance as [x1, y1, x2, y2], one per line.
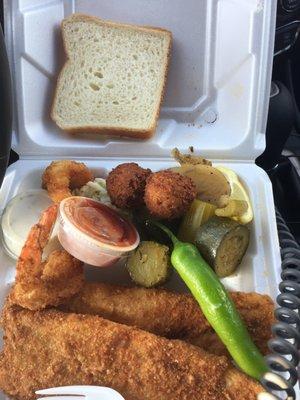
[0, 305, 263, 400]
[61, 282, 275, 356]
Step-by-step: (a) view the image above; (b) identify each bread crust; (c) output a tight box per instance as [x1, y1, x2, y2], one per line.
[51, 13, 172, 140]
[62, 125, 154, 139]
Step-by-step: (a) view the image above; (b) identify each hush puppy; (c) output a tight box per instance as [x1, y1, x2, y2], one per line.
[106, 163, 152, 209]
[144, 170, 197, 219]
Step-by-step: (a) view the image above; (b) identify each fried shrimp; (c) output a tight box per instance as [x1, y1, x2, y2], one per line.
[42, 160, 93, 202]
[10, 204, 84, 310]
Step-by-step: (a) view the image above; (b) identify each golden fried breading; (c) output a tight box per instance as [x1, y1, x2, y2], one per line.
[42, 160, 93, 203]
[144, 170, 197, 219]
[61, 282, 274, 356]
[0, 305, 263, 400]
[106, 163, 152, 209]
[11, 204, 84, 310]
[61, 282, 274, 355]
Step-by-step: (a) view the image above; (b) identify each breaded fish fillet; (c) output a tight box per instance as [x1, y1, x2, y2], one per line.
[0, 305, 263, 400]
[61, 282, 274, 356]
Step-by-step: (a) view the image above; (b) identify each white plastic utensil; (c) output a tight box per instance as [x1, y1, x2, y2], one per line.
[36, 386, 125, 400]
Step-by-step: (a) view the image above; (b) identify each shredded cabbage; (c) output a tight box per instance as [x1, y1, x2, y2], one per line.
[73, 178, 111, 204]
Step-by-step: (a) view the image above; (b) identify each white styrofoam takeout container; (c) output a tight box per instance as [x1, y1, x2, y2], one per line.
[1, 0, 296, 398]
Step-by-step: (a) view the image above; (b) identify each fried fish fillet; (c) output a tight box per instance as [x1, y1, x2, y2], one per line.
[61, 282, 274, 356]
[0, 305, 263, 400]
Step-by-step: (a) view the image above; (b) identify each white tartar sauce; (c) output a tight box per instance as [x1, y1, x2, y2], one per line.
[1, 190, 53, 259]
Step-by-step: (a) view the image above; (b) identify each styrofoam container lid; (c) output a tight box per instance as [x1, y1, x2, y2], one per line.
[4, 0, 276, 160]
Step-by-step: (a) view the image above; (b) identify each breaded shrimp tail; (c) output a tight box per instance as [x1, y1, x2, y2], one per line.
[61, 282, 274, 356]
[0, 305, 263, 400]
[11, 204, 84, 310]
[42, 160, 93, 203]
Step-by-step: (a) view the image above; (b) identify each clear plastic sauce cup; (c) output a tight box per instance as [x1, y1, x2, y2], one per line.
[58, 196, 140, 267]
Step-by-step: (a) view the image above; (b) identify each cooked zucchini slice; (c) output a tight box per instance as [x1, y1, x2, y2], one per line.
[195, 217, 250, 278]
[126, 241, 172, 287]
[178, 199, 216, 243]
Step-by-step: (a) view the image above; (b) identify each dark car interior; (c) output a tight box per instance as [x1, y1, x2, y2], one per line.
[256, 0, 300, 242]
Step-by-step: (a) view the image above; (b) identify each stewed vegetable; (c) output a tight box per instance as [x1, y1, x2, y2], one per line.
[126, 241, 172, 287]
[152, 220, 268, 380]
[195, 217, 250, 278]
[178, 199, 216, 243]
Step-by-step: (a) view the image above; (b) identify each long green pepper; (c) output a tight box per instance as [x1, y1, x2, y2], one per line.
[154, 221, 268, 380]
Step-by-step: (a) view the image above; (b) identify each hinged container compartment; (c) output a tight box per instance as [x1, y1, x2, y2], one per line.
[1, 0, 298, 398]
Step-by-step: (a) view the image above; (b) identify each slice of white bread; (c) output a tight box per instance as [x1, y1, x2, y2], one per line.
[51, 14, 172, 139]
